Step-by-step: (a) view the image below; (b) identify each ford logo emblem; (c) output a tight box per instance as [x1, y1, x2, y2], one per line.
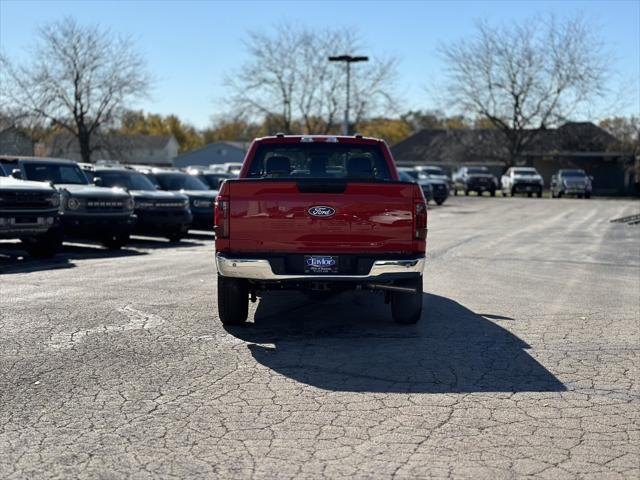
[308, 206, 335, 217]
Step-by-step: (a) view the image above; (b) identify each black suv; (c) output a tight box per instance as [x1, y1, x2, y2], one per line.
[82, 165, 192, 241]
[0, 165, 62, 257]
[1, 156, 135, 249]
[137, 168, 217, 230]
[452, 166, 497, 196]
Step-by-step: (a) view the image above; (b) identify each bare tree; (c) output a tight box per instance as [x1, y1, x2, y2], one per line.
[599, 117, 640, 155]
[224, 24, 398, 134]
[439, 14, 610, 166]
[0, 17, 151, 162]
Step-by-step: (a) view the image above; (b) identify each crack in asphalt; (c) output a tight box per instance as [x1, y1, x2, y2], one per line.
[44, 306, 165, 350]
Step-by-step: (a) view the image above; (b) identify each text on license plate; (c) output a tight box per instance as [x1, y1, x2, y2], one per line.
[304, 255, 338, 274]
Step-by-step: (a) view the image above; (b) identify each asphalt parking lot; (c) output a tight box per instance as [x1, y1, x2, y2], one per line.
[1, 197, 639, 479]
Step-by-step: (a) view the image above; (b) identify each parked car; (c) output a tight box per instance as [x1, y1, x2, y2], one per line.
[398, 170, 433, 202]
[501, 167, 544, 197]
[138, 168, 218, 230]
[452, 166, 497, 196]
[214, 134, 426, 326]
[82, 165, 192, 241]
[550, 169, 593, 198]
[415, 165, 452, 187]
[0, 172, 62, 258]
[421, 177, 449, 205]
[396, 167, 420, 179]
[185, 167, 234, 190]
[223, 162, 243, 175]
[1, 156, 135, 249]
[206, 164, 228, 173]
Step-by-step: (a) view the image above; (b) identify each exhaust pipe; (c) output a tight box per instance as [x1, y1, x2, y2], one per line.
[365, 283, 418, 294]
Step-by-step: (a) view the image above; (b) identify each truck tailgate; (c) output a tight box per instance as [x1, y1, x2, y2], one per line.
[227, 180, 416, 253]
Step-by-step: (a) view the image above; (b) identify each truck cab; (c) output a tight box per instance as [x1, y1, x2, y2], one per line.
[214, 135, 427, 325]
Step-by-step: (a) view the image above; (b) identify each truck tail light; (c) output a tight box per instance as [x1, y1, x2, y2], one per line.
[214, 196, 229, 238]
[414, 201, 427, 240]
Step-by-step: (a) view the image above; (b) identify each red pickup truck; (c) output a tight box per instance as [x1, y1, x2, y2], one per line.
[214, 135, 427, 325]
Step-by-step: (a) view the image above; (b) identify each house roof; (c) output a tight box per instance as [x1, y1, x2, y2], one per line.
[221, 141, 250, 150]
[391, 122, 620, 165]
[391, 128, 507, 165]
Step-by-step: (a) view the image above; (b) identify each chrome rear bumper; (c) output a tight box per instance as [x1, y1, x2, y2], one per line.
[216, 254, 425, 281]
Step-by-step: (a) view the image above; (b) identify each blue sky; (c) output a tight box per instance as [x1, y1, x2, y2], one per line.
[1, 0, 638, 128]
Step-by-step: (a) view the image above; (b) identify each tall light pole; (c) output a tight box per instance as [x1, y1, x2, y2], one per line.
[328, 55, 368, 135]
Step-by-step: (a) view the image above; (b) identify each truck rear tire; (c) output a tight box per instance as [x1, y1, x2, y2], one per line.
[218, 275, 249, 325]
[391, 277, 423, 325]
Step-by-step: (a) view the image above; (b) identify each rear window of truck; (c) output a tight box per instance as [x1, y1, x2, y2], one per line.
[246, 143, 392, 181]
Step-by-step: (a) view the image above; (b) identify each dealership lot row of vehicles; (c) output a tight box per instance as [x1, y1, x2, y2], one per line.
[401, 165, 593, 199]
[0, 157, 242, 258]
[0, 148, 594, 260]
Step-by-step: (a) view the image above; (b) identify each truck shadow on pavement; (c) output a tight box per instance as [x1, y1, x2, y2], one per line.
[0, 242, 145, 274]
[225, 292, 566, 393]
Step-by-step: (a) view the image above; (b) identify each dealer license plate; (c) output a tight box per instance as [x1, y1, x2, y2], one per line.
[304, 255, 338, 274]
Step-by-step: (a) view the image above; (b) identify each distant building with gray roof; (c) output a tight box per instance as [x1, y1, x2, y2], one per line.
[391, 122, 637, 195]
[173, 141, 249, 169]
[37, 133, 178, 166]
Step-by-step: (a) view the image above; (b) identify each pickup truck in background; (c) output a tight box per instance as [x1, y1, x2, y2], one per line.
[550, 169, 593, 198]
[452, 166, 497, 196]
[500, 167, 544, 197]
[214, 135, 427, 326]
